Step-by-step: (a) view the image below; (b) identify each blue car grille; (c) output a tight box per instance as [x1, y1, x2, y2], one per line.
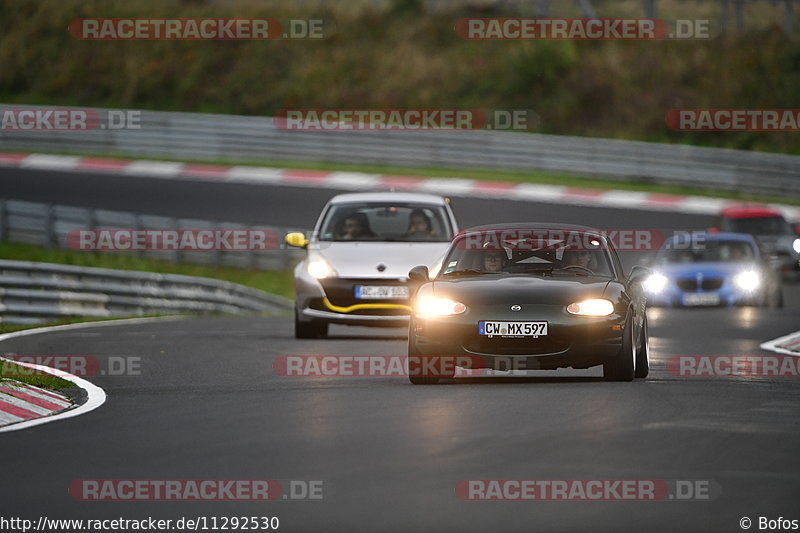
[677, 278, 723, 291]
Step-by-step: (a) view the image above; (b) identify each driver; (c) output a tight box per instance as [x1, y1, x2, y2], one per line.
[337, 213, 375, 240]
[562, 249, 593, 272]
[405, 209, 434, 238]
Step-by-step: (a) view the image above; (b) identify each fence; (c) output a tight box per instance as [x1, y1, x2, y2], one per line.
[0, 259, 292, 325]
[1, 105, 798, 198]
[0, 199, 306, 271]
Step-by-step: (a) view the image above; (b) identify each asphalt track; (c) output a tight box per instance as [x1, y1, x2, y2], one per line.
[2, 167, 800, 532]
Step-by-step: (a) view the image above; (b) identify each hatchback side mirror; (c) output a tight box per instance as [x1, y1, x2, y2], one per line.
[408, 265, 430, 281]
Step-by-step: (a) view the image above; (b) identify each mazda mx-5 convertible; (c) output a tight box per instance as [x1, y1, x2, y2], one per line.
[406, 224, 650, 384]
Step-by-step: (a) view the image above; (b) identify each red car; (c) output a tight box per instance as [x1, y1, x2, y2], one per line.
[713, 207, 800, 280]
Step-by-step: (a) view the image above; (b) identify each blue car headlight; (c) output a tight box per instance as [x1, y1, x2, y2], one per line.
[733, 270, 761, 292]
[643, 273, 668, 294]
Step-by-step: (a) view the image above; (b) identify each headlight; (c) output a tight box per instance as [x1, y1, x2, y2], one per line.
[793, 238, 800, 254]
[416, 298, 467, 317]
[307, 259, 337, 279]
[566, 298, 615, 317]
[733, 270, 761, 292]
[643, 273, 668, 294]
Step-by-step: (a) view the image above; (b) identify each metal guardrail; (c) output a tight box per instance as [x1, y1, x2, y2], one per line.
[0, 259, 292, 325]
[1, 104, 798, 197]
[0, 198, 305, 271]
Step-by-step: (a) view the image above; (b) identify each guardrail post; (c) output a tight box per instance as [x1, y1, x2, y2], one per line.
[644, 0, 657, 18]
[0, 199, 6, 242]
[44, 203, 54, 249]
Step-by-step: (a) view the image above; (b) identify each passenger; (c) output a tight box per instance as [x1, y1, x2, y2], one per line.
[482, 250, 506, 272]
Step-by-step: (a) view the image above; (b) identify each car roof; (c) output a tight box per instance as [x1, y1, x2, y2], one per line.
[721, 206, 783, 219]
[461, 223, 601, 232]
[328, 192, 449, 205]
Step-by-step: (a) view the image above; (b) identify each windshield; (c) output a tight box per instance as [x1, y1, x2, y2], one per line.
[439, 229, 615, 278]
[724, 216, 791, 235]
[318, 202, 453, 242]
[658, 240, 756, 263]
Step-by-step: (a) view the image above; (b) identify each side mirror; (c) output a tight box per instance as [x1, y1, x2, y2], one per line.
[628, 265, 651, 285]
[285, 232, 309, 249]
[707, 227, 720, 233]
[408, 265, 430, 282]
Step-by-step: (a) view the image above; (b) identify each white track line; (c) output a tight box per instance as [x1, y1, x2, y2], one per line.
[760, 330, 800, 357]
[0, 316, 184, 433]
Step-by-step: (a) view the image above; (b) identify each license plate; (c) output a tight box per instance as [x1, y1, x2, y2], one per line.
[682, 293, 720, 306]
[479, 321, 548, 338]
[355, 285, 409, 299]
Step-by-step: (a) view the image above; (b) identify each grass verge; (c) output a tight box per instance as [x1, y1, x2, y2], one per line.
[1, 361, 75, 390]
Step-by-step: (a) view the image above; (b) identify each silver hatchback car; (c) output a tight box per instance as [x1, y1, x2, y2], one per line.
[285, 192, 459, 338]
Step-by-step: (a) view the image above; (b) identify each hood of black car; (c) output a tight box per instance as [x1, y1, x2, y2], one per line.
[431, 274, 611, 306]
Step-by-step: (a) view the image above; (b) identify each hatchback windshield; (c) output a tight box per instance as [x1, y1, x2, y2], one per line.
[439, 229, 615, 278]
[319, 202, 453, 242]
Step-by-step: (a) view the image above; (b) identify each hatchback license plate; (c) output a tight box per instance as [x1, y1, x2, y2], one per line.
[355, 285, 409, 299]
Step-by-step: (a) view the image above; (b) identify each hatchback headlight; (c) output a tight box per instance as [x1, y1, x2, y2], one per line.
[416, 298, 467, 317]
[733, 270, 760, 292]
[566, 298, 615, 317]
[793, 238, 800, 254]
[307, 259, 337, 279]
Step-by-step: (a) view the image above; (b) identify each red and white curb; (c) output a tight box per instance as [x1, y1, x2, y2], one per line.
[0, 378, 73, 426]
[761, 330, 800, 356]
[2, 152, 799, 220]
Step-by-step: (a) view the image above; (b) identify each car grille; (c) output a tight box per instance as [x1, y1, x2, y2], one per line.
[677, 278, 723, 291]
[462, 335, 569, 356]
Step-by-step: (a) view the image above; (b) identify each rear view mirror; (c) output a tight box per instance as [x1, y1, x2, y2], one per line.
[408, 265, 429, 281]
[628, 265, 651, 285]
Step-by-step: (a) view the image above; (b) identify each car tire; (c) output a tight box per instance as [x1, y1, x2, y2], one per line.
[604, 314, 635, 382]
[408, 327, 445, 385]
[634, 316, 649, 379]
[294, 310, 328, 339]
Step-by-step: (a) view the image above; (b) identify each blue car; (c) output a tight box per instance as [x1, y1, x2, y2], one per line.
[644, 232, 783, 308]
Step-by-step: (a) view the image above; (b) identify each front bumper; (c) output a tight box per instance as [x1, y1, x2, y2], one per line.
[295, 269, 412, 327]
[411, 305, 626, 370]
[646, 287, 761, 307]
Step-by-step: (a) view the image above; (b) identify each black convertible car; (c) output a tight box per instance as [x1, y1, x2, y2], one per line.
[407, 224, 650, 384]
